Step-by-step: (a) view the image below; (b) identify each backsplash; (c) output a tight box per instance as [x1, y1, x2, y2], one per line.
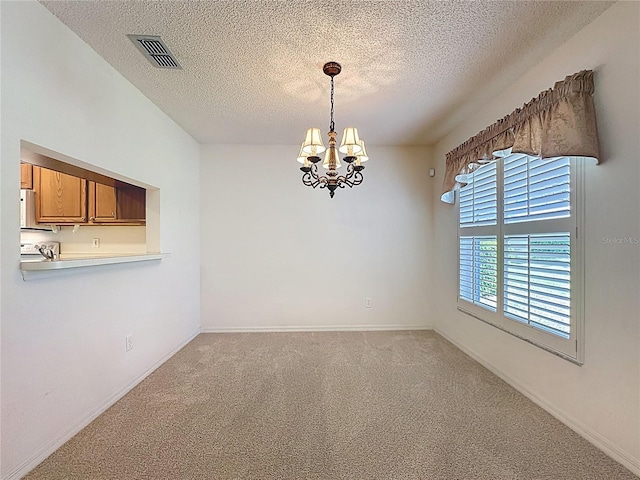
[21, 225, 146, 255]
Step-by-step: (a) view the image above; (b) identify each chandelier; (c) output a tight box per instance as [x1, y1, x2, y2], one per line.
[297, 62, 369, 198]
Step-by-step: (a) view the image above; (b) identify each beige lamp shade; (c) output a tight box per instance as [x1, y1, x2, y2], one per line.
[296, 142, 308, 164]
[322, 145, 342, 170]
[338, 127, 362, 155]
[302, 128, 326, 155]
[356, 140, 369, 163]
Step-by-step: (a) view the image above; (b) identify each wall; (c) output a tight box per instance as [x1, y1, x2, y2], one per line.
[0, 2, 200, 478]
[200, 144, 434, 331]
[21, 226, 146, 256]
[431, 1, 639, 474]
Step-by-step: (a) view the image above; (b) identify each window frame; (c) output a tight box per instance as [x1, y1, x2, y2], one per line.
[457, 155, 585, 364]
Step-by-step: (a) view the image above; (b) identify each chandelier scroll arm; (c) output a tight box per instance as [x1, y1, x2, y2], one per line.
[338, 163, 362, 187]
[350, 162, 365, 186]
[301, 163, 331, 189]
[301, 171, 318, 188]
[335, 176, 350, 189]
[301, 163, 320, 188]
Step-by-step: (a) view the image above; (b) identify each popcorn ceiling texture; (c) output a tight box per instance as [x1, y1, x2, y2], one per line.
[40, 1, 613, 145]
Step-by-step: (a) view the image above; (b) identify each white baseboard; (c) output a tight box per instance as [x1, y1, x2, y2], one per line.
[434, 328, 640, 477]
[201, 324, 433, 333]
[4, 330, 200, 480]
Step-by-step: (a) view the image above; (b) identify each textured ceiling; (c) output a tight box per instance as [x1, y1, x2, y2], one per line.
[40, 1, 613, 146]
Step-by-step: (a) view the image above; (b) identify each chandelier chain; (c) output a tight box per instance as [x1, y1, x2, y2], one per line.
[329, 75, 335, 133]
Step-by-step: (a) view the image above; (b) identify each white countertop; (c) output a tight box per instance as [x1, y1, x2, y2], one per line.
[20, 253, 168, 280]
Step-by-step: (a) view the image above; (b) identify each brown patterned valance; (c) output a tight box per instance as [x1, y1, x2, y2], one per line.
[441, 70, 599, 203]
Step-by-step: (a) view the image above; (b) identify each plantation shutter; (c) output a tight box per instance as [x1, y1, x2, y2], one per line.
[504, 155, 571, 224]
[504, 233, 571, 338]
[459, 162, 498, 312]
[459, 162, 498, 227]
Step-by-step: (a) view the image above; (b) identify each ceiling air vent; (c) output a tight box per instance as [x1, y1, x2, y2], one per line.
[127, 34, 182, 69]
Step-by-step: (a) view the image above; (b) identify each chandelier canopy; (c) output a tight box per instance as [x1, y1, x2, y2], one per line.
[297, 62, 369, 198]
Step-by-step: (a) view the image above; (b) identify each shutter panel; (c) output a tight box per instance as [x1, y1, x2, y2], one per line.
[460, 163, 497, 227]
[459, 237, 474, 302]
[504, 233, 571, 338]
[504, 156, 570, 224]
[475, 236, 498, 310]
[460, 236, 497, 311]
[459, 188, 475, 225]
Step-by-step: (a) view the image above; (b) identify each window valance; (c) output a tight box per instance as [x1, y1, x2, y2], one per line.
[441, 70, 599, 203]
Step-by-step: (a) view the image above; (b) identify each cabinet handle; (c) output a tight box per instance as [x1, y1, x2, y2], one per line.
[90, 217, 95, 221]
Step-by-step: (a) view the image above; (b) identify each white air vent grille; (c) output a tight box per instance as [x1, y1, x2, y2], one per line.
[127, 35, 181, 69]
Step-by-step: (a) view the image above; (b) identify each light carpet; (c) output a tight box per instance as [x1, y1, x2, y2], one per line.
[25, 331, 637, 479]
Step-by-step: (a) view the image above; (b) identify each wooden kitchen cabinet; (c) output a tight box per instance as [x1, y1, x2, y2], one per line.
[88, 181, 145, 224]
[31, 166, 145, 226]
[33, 166, 87, 224]
[115, 185, 146, 223]
[89, 182, 117, 222]
[21, 163, 33, 189]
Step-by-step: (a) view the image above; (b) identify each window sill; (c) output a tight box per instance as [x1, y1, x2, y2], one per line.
[457, 305, 582, 366]
[20, 253, 168, 280]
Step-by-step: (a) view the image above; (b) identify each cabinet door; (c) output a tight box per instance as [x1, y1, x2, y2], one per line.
[34, 166, 87, 223]
[88, 181, 145, 224]
[90, 182, 117, 222]
[20, 163, 33, 189]
[116, 186, 146, 222]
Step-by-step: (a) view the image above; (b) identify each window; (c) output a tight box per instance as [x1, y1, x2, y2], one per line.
[458, 154, 583, 362]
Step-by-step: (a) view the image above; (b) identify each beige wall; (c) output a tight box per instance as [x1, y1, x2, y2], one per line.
[200, 144, 434, 331]
[20, 226, 146, 256]
[0, 2, 201, 478]
[431, 2, 639, 474]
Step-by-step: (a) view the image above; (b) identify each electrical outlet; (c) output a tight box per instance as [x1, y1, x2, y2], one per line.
[365, 297, 372, 308]
[125, 335, 133, 352]
[92, 238, 100, 248]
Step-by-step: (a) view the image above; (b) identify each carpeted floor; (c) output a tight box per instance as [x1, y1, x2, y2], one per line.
[25, 331, 637, 479]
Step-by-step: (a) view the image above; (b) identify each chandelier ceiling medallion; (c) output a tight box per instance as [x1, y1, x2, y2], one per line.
[297, 62, 369, 198]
